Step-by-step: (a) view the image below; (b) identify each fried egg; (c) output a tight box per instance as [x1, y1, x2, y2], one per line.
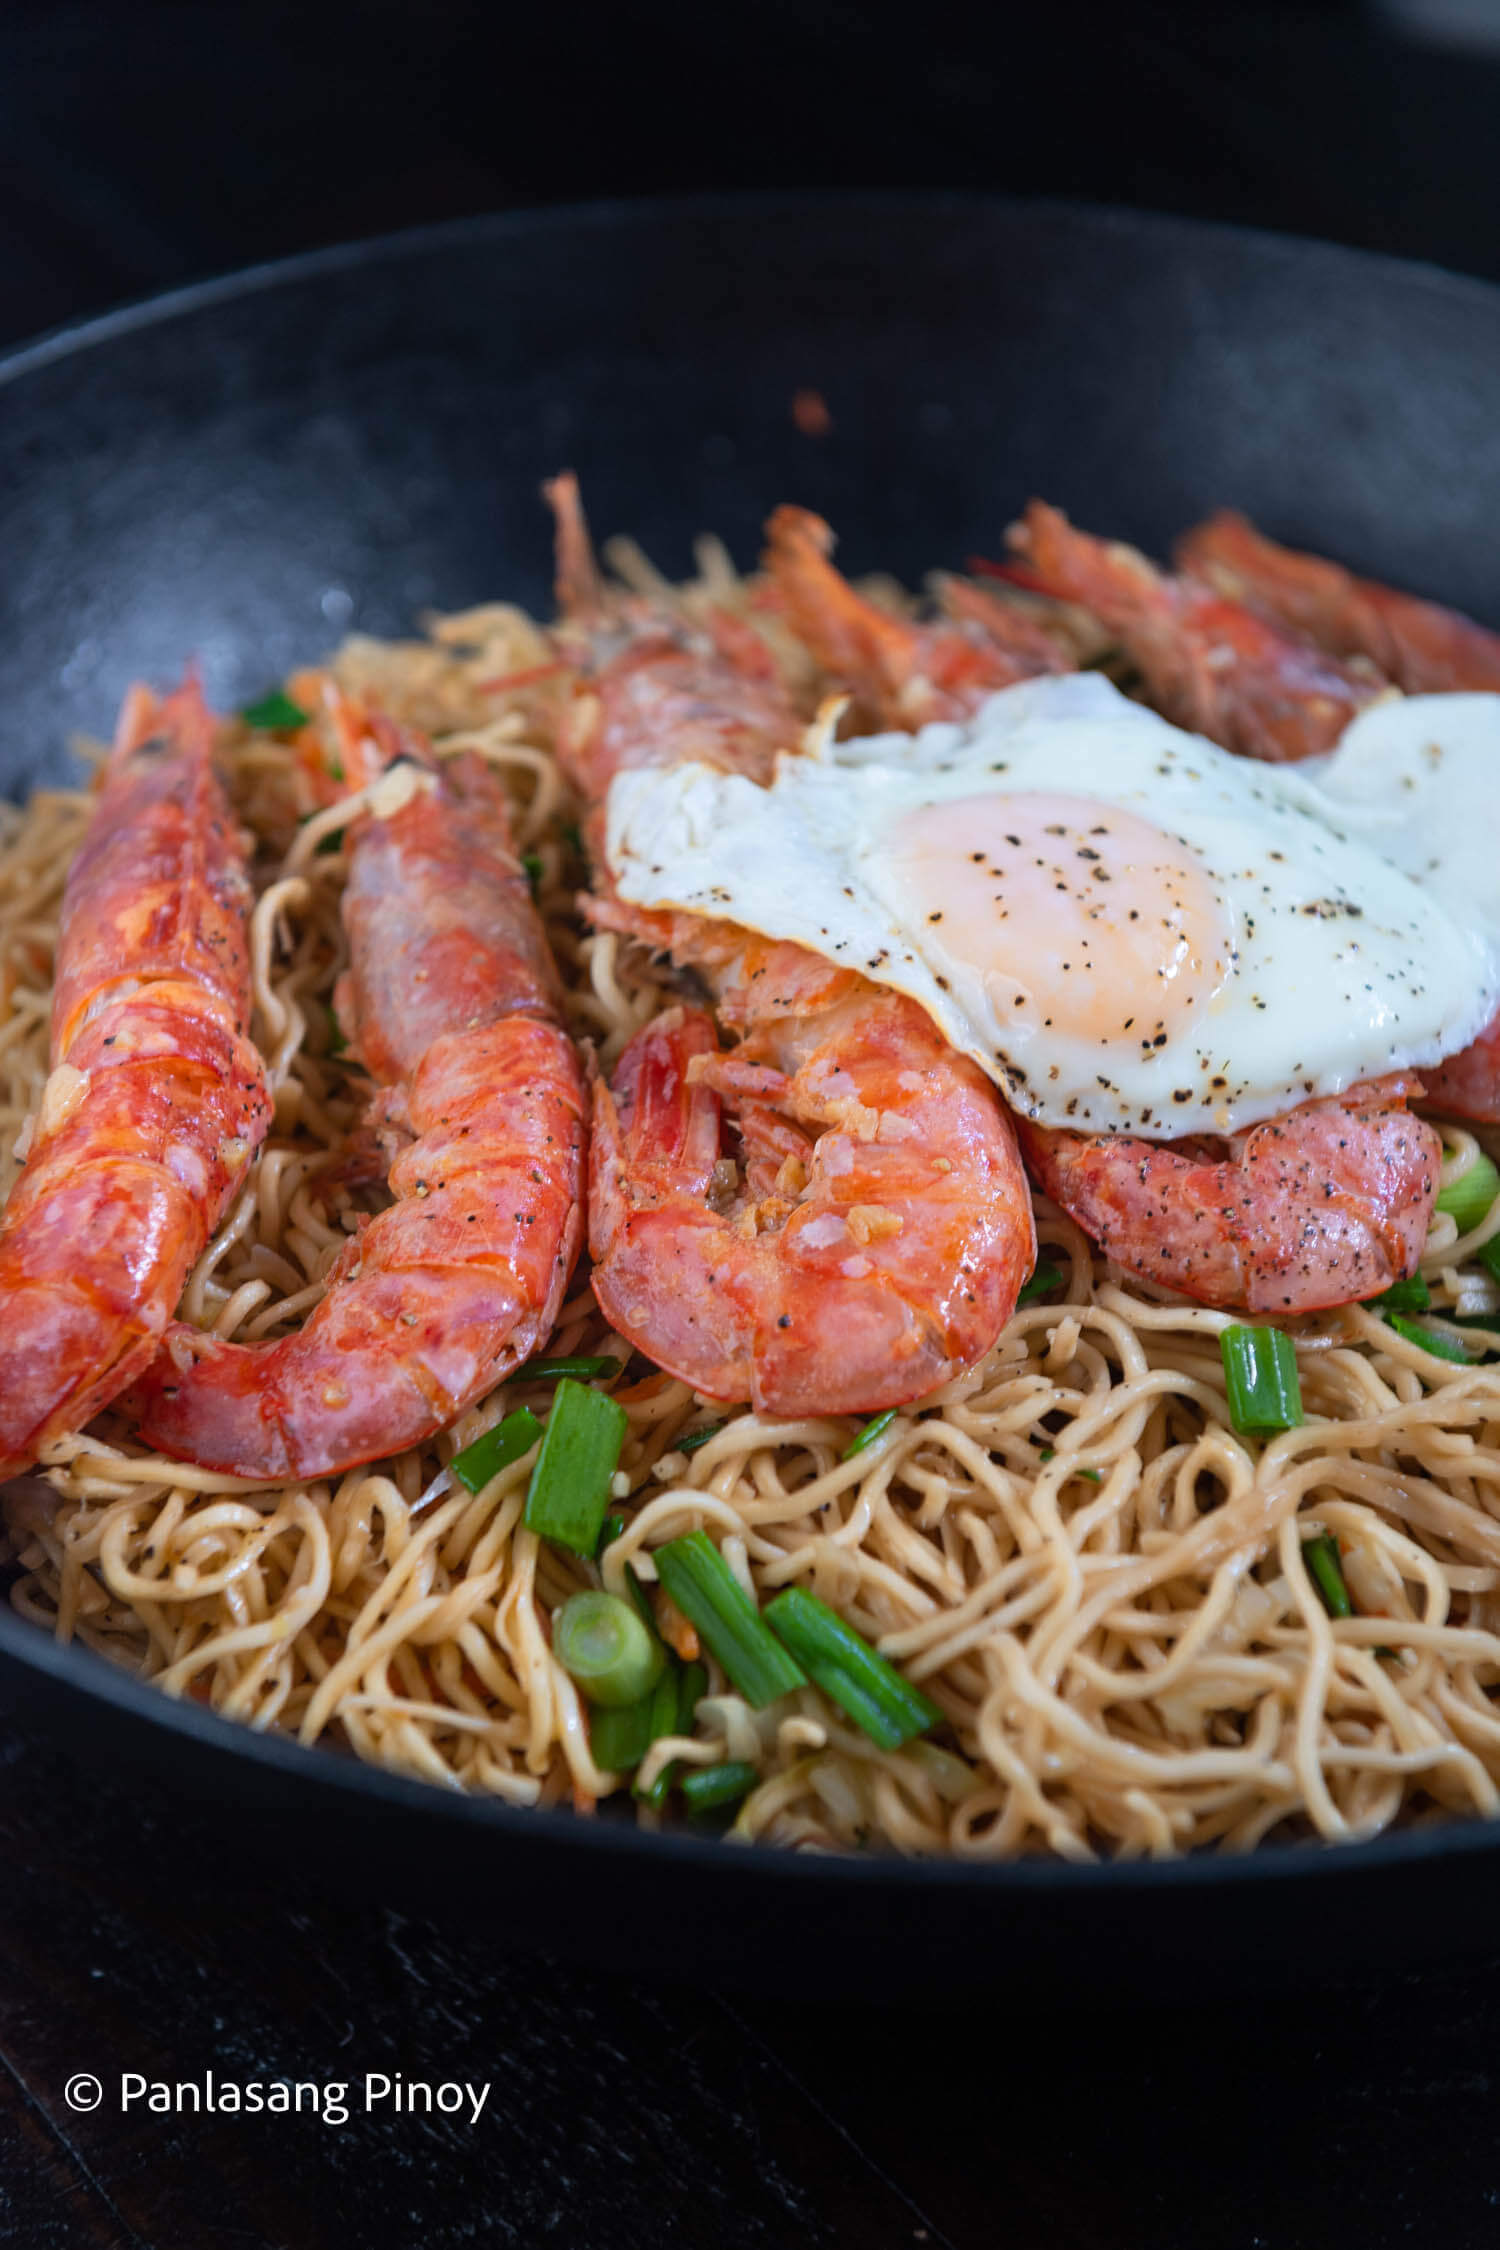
[604, 673, 1500, 1138]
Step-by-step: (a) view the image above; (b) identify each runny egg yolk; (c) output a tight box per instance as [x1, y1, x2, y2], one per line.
[873, 792, 1233, 1054]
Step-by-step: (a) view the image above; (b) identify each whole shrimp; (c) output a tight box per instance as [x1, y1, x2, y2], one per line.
[132, 694, 586, 1478]
[1018, 1078, 1440, 1316]
[548, 476, 1036, 1414]
[1176, 510, 1500, 694]
[996, 501, 1389, 762]
[762, 503, 1067, 731]
[0, 678, 272, 1477]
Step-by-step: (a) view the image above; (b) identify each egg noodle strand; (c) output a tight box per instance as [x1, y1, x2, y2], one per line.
[3, 567, 1500, 1860]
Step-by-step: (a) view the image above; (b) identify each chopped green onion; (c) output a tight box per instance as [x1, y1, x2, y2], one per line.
[1302, 1533, 1353, 1619]
[1476, 1237, 1500, 1286]
[1385, 1313, 1472, 1364]
[622, 1561, 656, 1638]
[842, 1409, 897, 1461]
[324, 1004, 348, 1058]
[763, 1586, 942, 1750]
[591, 1662, 681, 1775]
[677, 1660, 708, 1729]
[1035, 1446, 1100, 1481]
[522, 850, 544, 896]
[1016, 1260, 1064, 1306]
[241, 689, 309, 731]
[1220, 1325, 1303, 1435]
[314, 827, 345, 856]
[1374, 1272, 1431, 1314]
[1437, 1154, 1500, 1236]
[451, 1405, 541, 1494]
[523, 1378, 629, 1556]
[521, 1355, 622, 1383]
[553, 1591, 665, 1708]
[653, 1532, 808, 1708]
[621, 1657, 710, 1800]
[596, 1511, 625, 1558]
[635, 1756, 680, 1811]
[677, 1422, 726, 1455]
[681, 1761, 759, 1815]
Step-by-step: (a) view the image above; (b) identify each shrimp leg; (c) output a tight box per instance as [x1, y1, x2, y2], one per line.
[0, 678, 272, 1476]
[132, 709, 586, 1478]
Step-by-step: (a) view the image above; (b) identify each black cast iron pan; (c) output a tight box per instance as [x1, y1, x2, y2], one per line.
[3, 195, 1499, 1995]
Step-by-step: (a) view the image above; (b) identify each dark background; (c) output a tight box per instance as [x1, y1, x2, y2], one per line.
[5, 2, 1500, 2245]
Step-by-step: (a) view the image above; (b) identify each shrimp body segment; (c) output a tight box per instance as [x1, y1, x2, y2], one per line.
[0, 679, 272, 1476]
[1002, 502, 1388, 762]
[133, 725, 586, 1479]
[1177, 511, 1500, 694]
[1018, 1079, 1440, 1315]
[591, 988, 1035, 1415]
[763, 504, 1067, 731]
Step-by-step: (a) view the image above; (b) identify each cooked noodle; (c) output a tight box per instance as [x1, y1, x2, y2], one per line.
[5, 558, 1500, 1862]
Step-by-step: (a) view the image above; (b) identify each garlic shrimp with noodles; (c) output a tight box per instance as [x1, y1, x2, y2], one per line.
[3, 503, 1500, 1862]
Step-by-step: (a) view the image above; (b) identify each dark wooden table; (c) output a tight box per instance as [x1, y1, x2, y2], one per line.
[2, 1668, 1498, 2250]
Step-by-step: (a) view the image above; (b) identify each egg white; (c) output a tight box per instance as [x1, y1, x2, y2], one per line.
[604, 673, 1500, 1138]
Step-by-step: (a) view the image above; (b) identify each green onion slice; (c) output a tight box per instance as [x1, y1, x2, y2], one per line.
[653, 1532, 808, 1709]
[451, 1406, 541, 1494]
[621, 1659, 710, 1800]
[241, 689, 309, 731]
[1220, 1325, 1303, 1435]
[591, 1662, 681, 1775]
[1437, 1153, 1500, 1236]
[677, 1422, 726, 1455]
[677, 1660, 708, 1730]
[842, 1409, 897, 1461]
[1302, 1532, 1353, 1619]
[1476, 1237, 1500, 1287]
[1385, 1313, 1472, 1365]
[523, 1378, 629, 1556]
[763, 1586, 942, 1751]
[634, 1754, 681, 1811]
[324, 1004, 348, 1059]
[522, 850, 544, 896]
[681, 1761, 759, 1815]
[553, 1591, 665, 1708]
[521, 1355, 622, 1383]
[1374, 1273, 1430, 1314]
[1016, 1260, 1064, 1306]
[596, 1512, 626, 1559]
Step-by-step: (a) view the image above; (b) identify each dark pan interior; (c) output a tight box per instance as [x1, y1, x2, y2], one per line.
[3, 194, 1500, 1993]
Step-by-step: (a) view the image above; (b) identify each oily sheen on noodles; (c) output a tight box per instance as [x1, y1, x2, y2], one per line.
[3, 549, 1500, 1860]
